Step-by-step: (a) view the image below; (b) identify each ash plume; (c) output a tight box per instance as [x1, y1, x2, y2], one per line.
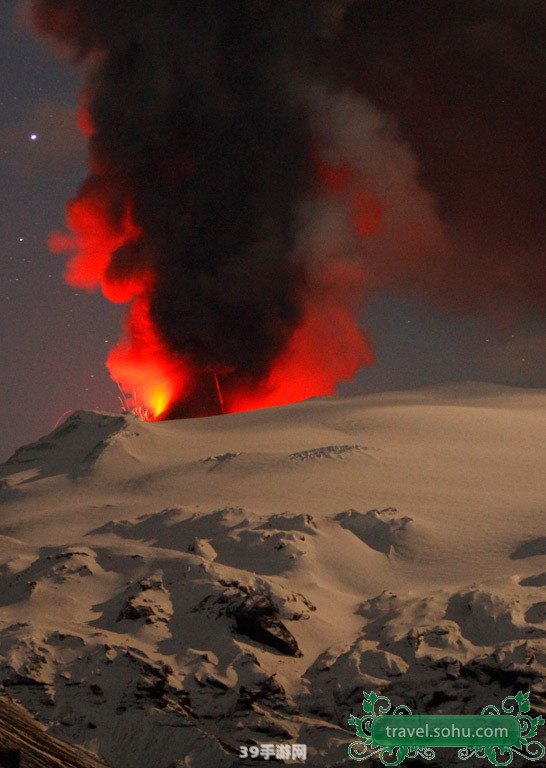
[333, 0, 546, 314]
[29, 0, 545, 418]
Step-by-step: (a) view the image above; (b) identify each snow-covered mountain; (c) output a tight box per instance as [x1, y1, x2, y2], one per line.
[0, 384, 544, 767]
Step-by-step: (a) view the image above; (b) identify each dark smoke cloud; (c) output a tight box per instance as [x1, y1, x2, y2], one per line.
[29, 0, 545, 415]
[333, 0, 546, 315]
[30, 1, 338, 394]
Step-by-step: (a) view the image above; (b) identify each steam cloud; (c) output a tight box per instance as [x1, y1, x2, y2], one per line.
[30, 0, 545, 418]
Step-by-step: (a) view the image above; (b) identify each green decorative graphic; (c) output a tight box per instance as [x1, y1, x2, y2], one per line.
[348, 690, 545, 766]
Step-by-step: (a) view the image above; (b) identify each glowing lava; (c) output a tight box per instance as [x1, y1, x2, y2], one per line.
[51, 139, 377, 421]
[107, 296, 191, 420]
[50, 187, 191, 420]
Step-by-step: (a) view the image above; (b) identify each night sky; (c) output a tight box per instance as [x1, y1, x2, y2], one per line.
[1, 0, 544, 459]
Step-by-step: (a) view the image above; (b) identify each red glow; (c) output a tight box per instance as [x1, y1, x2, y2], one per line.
[53, 189, 193, 420]
[228, 302, 373, 413]
[53, 137, 379, 421]
[50, 190, 140, 296]
[313, 146, 353, 194]
[223, 144, 380, 414]
[352, 188, 383, 237]
[76, 94, 95, 137]
[107, 296, 191, 419]
[312, 142, 383, 236]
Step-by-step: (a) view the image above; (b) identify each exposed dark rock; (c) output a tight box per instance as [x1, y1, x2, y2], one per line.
[116, 601, 155, 622]
[227, 595, 302, 657]
[204, 676, 230, 691]
[461, 660, 541, 689]
[424, 690, 460, 709]
[2, 674, 46, 689]
[137, 576, 164, 592]
[289, 444, 365, 461]
[237, 676, 289, 711]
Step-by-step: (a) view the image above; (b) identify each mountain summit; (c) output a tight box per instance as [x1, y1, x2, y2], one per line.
[0, 385, 544, 767]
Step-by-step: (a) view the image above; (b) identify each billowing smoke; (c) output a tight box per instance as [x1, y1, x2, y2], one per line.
[29, 0, 545, 418]
[332, 0, 546, 315]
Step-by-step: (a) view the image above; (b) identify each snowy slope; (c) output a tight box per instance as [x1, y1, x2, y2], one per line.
[0, 694, 110, 767]
[0, 384, 544, 767]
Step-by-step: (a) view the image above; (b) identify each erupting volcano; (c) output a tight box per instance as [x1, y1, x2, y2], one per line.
[48, 133, 376, 421]
[31, 1, 544, 421]
[33, 1, 378, 421]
